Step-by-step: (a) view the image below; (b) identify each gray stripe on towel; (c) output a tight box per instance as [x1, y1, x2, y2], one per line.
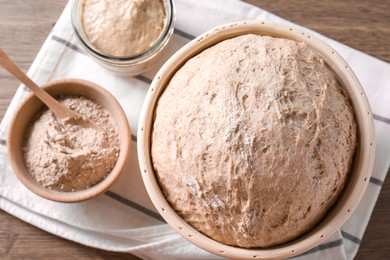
[370, 176, 384, 186]
[52, 35, 86, 54]
[105, 191, 165, 223]
[0, 139, 6, 146]
[174, 28, 196, 40]
[294, 239, 343, 257]
[135, 75, 152, 85]
[369, 166, 388, 187]
[23, 84, 32, 92]
[341, 230, 361, 244]
[373, 113, 390, 125]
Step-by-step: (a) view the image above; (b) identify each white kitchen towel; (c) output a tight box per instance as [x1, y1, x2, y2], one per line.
[0, 0, 389, 259]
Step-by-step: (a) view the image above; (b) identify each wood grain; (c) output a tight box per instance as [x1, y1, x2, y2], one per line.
[0, 0, 388, 259]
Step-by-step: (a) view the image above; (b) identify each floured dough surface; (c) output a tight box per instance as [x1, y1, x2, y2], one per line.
[151, 34, 356, 248]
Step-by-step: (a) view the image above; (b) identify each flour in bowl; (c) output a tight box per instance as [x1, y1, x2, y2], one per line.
[23, 96, 119, 192]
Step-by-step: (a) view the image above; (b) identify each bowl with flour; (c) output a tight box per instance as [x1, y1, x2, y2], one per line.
[71, 0, 175, 75]
[137, 21, 375, 259]
[7, 78, 131, 202]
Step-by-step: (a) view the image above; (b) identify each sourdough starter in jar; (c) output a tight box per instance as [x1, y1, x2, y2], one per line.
[81, 0, 167, 57]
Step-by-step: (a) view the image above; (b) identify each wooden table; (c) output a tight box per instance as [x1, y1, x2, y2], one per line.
[0, 0, 388, 258]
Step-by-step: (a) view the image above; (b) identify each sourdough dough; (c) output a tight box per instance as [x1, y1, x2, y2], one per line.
[151, 34, 357, 248]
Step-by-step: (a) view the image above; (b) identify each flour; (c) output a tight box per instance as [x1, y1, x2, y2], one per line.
[23, 96, 119, 192]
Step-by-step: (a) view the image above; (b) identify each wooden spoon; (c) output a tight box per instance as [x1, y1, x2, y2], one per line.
[0, 48, 101, 131]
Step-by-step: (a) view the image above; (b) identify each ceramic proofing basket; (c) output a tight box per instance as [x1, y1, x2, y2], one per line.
[137, 21, 375, 259]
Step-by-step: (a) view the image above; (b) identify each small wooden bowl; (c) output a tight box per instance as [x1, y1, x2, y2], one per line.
[7, 78, 131, 202]
[138, 21, 375, 259]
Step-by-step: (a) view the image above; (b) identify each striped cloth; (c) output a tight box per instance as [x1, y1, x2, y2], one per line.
[0, 1, 389, 259]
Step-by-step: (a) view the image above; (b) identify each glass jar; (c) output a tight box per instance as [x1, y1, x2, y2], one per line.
[71, 0, 175, 76]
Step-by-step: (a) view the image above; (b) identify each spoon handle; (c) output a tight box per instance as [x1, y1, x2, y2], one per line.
[0, 48, 74, 120]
